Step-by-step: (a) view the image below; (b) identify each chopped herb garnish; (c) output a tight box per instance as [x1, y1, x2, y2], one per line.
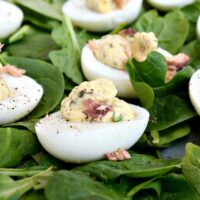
[112, 112, 123, 122]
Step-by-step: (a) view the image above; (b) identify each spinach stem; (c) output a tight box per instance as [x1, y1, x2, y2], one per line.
[64, 16, 80, 53]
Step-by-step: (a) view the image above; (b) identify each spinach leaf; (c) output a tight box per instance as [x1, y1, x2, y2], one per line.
[160, 174, 200, 200]
[49, 48, 84, 84]
[7, 119, 39, 133]
[51, 20, 95, 49]
[45, 170, 130, 200]
[0, 174, 35, 200]
[129, 174, 200, 199]
[24, 10, 59, 31]
[6, 28, 59, 61]
[181, 2, 200, 42]
[129, 52, 167, 87]
[134, 10, 189, 54]
[126, 52, 193, 107]
[147, 123, 190, 147]
[105, 177, 136, 197]
[17, 157, 38, 169]
[127, 178, 161, 198]
[20, 190, 47, 200]
[0, 168, 53, 200]
[0, 128, 39, 167]
[49, 16, 85, 84]
[154, 66, 194, 96]
[126, 59, 154, 109]
[0, 54, 65, 119]
[182, 40, 200, 69]
[182, 3, 200, 25]
[8, 25, 34, 44]
[32, 151, 65, 168]
[0, 166, 48, 177]
[147, 95, 196, 131]
[51, 25, 67, 47]
[182, 143, 200, 196]
[13, 0, 62, 21]
[75, 152, 181, 181]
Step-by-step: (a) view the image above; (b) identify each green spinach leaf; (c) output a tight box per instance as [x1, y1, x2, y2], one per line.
[0, 54, 65, 119]
[7, 119, 39, 133]
[45, 170, 130, 200]
[129, 52, 167, 87]
[6, 28, 59, 61]
[129, 174, 200, 199]
[127, 178, 161, 198]
[75, 152, 181, 181]
[147, 123, 190, 147]
[0, 168, 53, 200]
[13, 0, 62, 20]
[0, 128, 39, 167]
[154, 66, 194, 96]
[20, 190, 47, 200]
[182, 143, 200, 196]
[182, 39, 200, 69]
[134, 10, 189, 54]
[160, 174, 200, 200]
[181, 2, 200, 42]
[126, 59, 154, 109]
[49, 16, 85, 84]
[126, 52, 193, 108]
[147, 95, 196, 131]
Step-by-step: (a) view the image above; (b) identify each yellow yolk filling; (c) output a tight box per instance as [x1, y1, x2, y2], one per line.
[61, 78, 136, 122]
[90, 32, 158, 70]
[86, 0, 116, 13]
[0, 78, 10, 101]
[85, 0, 128, 13]
[91, 35, 132, 70]
[131, 32, 158, 62]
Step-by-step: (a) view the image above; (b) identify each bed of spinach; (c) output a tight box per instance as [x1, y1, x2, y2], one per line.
[0, 0, 200, 199]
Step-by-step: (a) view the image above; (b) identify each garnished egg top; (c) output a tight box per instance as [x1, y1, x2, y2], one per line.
[61, 78, 136, 122]
[146, 0, 195, 11]
[62, 0, 143, 32]
[35, 78, 149, 163]
[85, 0, 128, 13]
[0, 64, 43, 125]
[82, 30, 190, 98]
[189, 69, 200, 116]
[0, 1, 23, 38]
[197, 16, 200, 39]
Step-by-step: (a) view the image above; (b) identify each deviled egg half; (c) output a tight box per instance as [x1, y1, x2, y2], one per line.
[0, 64, 43, 125]
[197, 16, 200, 39]
[146, 0, 195, 11]
[0, 1, 23, 38]
[62, 0, 143, 32]
[35, 78, 149, 163]
[189, 69, 200, 116]
[82, 29, 189, 98]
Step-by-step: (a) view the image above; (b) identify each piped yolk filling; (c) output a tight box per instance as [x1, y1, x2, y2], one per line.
[61, 78, 136, 122]
[85, 0, 128, 13]
[0, 64, 26, 101]
[88, 30, 190, 81]
[0, 78, 10, 101]
[89, 32, 158, 70]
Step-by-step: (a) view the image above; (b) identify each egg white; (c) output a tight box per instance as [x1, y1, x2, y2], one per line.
[0, 1, 23, 38]
[197, 16, 200, 39]
[189, 69, 200, 116]
[62, 0, 143, 32]
[35, 104, 149, 163]
[146, 0, 195, 11]
[0, 74, 43, 125]
[157, 47, 173, 58]
[81, 44, 173, 98]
